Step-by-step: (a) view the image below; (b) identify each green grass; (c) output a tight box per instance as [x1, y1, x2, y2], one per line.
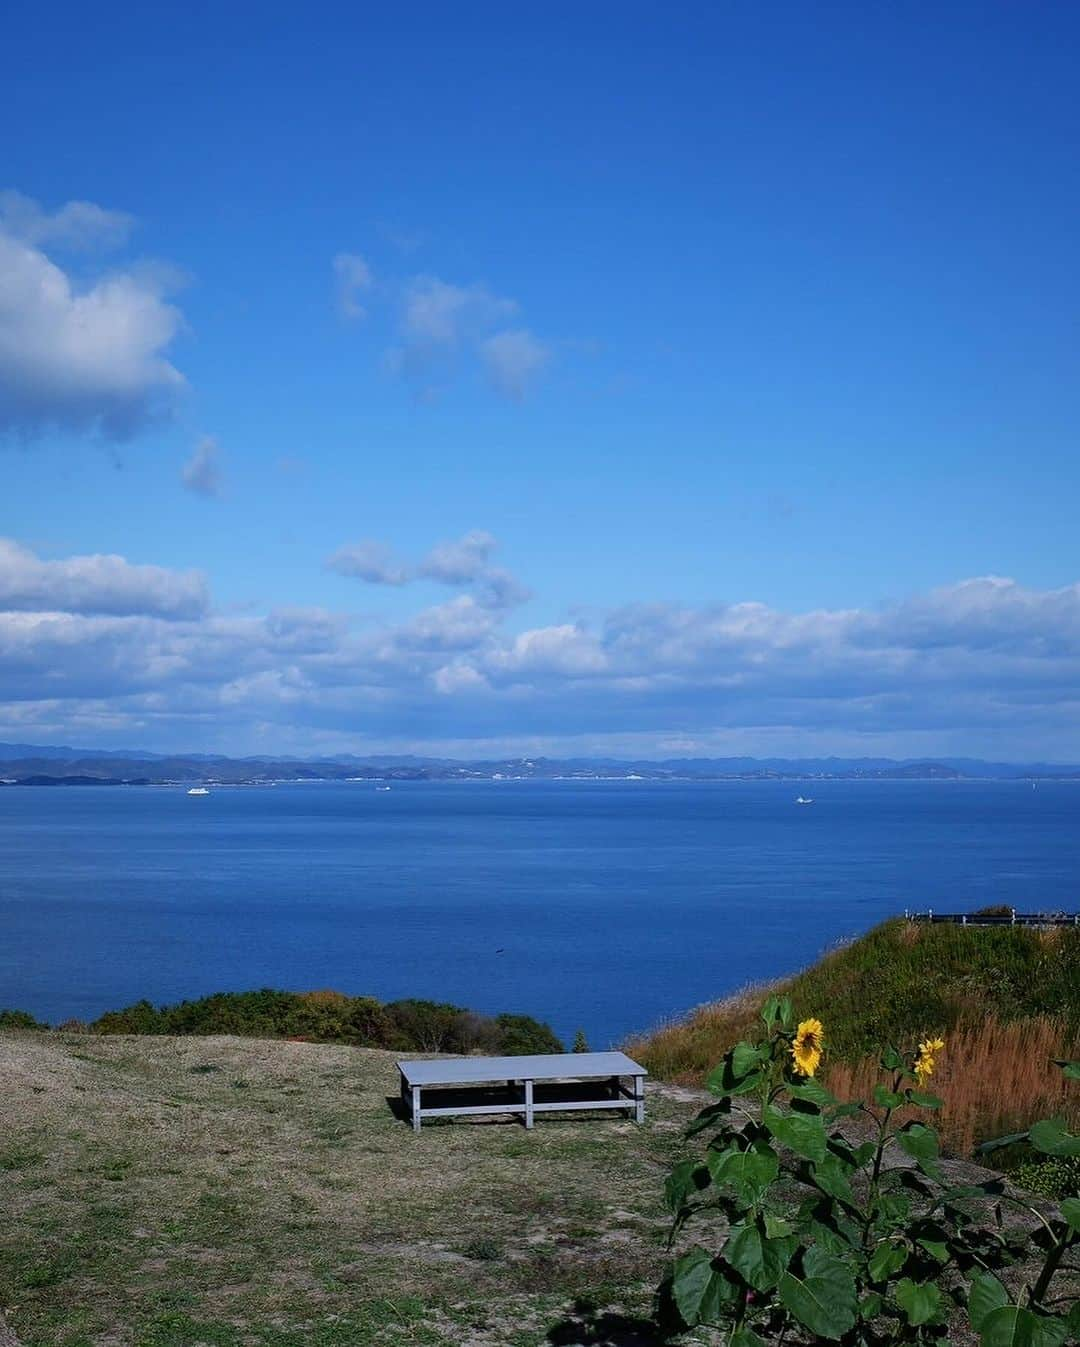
[788, 919, 1080, 1057]
[629, 919, 1080, 1081]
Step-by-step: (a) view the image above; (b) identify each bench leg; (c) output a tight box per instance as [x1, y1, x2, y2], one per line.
[634, 1075, 645, 1125]
[412, 1085, 422, 1133]
[524, 1078, 534, 1130]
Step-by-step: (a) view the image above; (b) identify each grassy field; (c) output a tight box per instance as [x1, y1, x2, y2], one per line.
[0, 1031, 706, 1347]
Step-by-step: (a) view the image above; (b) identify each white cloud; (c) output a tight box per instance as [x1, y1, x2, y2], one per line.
[181, 436, 223, 498]
[326, 540, 411, 586]
[382, 275, 553, 401]
[332, 252, 373, 319]
[401, 276, 516, 346]
[419, 530, 497, 583]
[0, 189, 135, 252]
[0, 198, 185, 438]
[480, 329, 551, 400]
[0, 538, 207, 619]
[327, 531, 530, 611]
[3, 549, 1080, 759]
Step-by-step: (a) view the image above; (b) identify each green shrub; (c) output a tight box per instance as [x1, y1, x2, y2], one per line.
[88, 988, 563, 1055]
[0, 1008, 47, 1030]
[494, 1012, 563, 1055]
[1008, 1154, 1080, 1200]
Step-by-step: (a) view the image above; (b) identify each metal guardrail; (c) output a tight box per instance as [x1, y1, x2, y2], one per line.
[904, 909, 1080, 927]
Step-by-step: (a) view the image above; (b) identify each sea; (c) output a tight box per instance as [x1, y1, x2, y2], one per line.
[1, 779, 1077, 1048]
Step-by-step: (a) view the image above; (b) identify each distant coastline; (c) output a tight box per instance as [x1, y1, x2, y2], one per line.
[2, 742, 1080, 786]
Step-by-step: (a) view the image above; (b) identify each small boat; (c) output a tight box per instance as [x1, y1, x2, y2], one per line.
[187, 786, 210, 796]
[795, 796, 814, 805]
[375, 785, 391, 792]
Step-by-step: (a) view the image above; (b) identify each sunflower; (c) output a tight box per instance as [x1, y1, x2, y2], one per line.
[791, 1018, 824, 1077]
[914, 1036, 945, 1085]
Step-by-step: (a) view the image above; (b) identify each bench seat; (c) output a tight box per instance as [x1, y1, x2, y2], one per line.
[397, 1051, 647, 1131]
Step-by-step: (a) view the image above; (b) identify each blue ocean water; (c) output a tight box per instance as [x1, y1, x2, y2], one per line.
[1, 780, 1077, 1047]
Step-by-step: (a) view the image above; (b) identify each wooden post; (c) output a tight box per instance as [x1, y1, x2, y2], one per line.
[524, 1078, 534, 1129]
[634, 1075, 645, 1124]
[412, 1085, 422, 1133]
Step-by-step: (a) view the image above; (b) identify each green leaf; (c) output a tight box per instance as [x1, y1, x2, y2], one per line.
[788, 1077, 839, 1109]
[826, 1101, 864, 1122]
[1059, 1196, 1080, 1232]
[685, 1099, 732, 1137]
[968, 1271, 1009, 1331]
[709, 1147, 779, 1205]
[706, 1057, 764, 1097]
[763, 1213, 794, 1238]
[665, 1159, 708, 1212]
[811, 1153, 857, 1206]
[873, 1083, 905, 1109]
[1053, 1058, 1080, 1081]
[671, 1247, 737, 1327]
[732, 1040, 765, 1078]
[860, 1291, 883, 1319]
[977, 1129, 1031, 1155]
[761, 995, 782, 1027]
[777, 1246, 858, 1340]
[867, 1240, 907, 1282]
[1029, 1118, 1080, 1158]
[895, 1278, 944, 1326]
[880, 1046, 904, 1071]
[978, 1305, 1068, 1347]
[764, 1105, 828, 1163]
[726, 1221, 796, 1291]
[916, 1238, 950, 1264]
[907, 1089, 944, 1109]
[895, 1121, 944, 1177]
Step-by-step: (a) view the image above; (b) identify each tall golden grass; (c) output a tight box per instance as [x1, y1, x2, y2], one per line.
[628, 1001, 1078, 1155]
[826, 1014, 1080, 1155]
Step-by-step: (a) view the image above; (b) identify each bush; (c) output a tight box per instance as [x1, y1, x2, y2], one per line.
[1008, 1154, 1080, 1199]
[0, 1008, 47, 1030]
[494, 1012, 563, 1055]
[88, 988, 563, 1055]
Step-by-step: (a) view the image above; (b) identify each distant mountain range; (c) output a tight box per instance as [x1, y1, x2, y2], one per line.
[1, 743, 1079, 784]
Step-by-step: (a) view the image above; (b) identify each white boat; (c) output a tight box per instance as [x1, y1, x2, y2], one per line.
[187, 786, 210, 796]
[375, 785, 391, 792]
[795, 796, 814, 805]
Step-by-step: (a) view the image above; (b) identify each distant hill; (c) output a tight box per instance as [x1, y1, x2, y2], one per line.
[1, 743, 1079, 784]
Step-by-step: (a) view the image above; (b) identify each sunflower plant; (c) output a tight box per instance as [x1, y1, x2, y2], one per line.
[660, 998, 1080, 1345]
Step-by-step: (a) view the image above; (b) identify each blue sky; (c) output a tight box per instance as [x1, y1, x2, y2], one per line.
[2, 2, 1079, 758]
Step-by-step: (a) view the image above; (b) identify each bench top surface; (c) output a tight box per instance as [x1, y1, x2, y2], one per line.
[397, 1051, 647, 1087]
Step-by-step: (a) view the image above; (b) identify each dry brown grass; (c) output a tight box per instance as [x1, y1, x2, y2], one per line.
[826, 1015, 1080, 1155]
[623, 985, 771, 1085]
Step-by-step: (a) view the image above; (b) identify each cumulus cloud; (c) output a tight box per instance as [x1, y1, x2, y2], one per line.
[181, 436, 223, 497]
[2, 554, 1080, 758]
[0, 189, 135, 252]
[380, 274, 550, 401]
[326, 530, 530, 610]
[480, 329, 551, 400]
[332, 252, 373, 319]
[0, 193, 186, 438]
[0, 538, 207, 619]
[326, 540, 411, 586]
[418, 530, 497, 583]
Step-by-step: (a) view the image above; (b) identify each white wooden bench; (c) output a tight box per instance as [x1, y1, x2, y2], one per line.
[396, 1051, 647, 1131]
